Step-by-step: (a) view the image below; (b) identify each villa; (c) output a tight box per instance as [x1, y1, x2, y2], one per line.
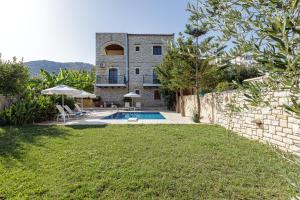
[94, 33, 174, 107]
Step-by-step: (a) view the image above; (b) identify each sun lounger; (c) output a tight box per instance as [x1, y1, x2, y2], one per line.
[56, 105, 70, 121]
[135, 102, 141, 110]
[74, 104, 89, 114]
[124, 102, 130, 110]
[63, 105, 83, 117]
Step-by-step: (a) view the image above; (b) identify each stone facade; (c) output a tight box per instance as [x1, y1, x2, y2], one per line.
[183, 91, 300, 157]
[95, 33, 174, 107]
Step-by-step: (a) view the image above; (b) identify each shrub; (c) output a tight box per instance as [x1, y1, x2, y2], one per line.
[192, 110, 200, 123]
[0, 57, 30, 97]
[216, 81, 232, 92]
[0, 106, 12, 126]
[161, 89, 176, 110]
[33, 96, 57, 123]
[0, 100, 36, 125]
[0, 96, 57, 125]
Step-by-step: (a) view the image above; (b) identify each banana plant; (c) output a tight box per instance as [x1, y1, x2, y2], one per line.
[38, 68, 95, 92]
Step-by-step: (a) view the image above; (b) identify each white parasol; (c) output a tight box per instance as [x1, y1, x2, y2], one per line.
[73, 90, 96, 109]
[124, 92, 141, 107]
[41, 85, 81, 122]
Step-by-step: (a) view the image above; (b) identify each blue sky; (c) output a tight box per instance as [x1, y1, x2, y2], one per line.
[0, 0, 190, 63]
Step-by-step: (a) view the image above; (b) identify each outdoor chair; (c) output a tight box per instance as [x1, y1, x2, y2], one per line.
[124, 102, 130, 110]
[75, 104, 89, 115]
[135, 102, 141, 110]
[56, 105, 70, 122]
[63, 105, 83, 118]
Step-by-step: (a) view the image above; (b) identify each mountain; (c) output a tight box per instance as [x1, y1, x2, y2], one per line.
[24, 60, 94, 75]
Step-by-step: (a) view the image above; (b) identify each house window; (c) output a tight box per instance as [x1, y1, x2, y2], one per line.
[108, 68, 118, 84]
[135, 46, 140, 51]
[152, 71, 159, 84]
[135, 68, 140, 75]
[153, 46, 162, 55]
[135, 89, 140, 95]
[154, 90, 161, 100]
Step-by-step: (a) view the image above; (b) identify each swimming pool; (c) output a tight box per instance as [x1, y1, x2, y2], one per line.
[103, 112, 165, 120]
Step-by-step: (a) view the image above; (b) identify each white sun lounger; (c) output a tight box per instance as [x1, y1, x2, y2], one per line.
[56, 105, 70, 121]
[135, 102, 141, 110]
[74, 104, 89, 115]
[124, 102, 130, 110]
[63, 105, 83, 118]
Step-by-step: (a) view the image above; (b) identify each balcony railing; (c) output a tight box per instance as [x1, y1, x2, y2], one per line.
[143, 75, 161, 86]
[96, 75, 126, 86]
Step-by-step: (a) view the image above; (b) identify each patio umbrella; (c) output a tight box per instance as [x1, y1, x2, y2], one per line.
[124, 92, 141, 107]
[73, 90, 96, 110]
[41, 85, 81, 122]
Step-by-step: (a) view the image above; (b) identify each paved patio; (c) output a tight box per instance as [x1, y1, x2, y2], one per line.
[40, 109, 195, 125]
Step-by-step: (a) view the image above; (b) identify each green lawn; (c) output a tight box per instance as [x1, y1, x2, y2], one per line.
[0, 125, 299, 199]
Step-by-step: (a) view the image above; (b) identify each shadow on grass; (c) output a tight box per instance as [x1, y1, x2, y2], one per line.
[66, 124, 107, 130]
[0, 125, 70, 160]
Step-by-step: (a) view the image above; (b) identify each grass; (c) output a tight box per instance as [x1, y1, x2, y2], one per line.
[0, 124, 299, 199]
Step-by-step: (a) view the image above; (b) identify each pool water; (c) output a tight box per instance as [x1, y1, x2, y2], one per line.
[103, 112, 165, 120]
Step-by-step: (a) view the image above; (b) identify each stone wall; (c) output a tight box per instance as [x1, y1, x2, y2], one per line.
[183, 91, 300, 156]
[94, 87, 128, 105]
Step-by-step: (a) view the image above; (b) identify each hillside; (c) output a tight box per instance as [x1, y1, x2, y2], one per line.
[24, 60, 94, 75]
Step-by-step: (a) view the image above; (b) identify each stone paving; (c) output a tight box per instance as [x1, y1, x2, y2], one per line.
[40, 109, 195, 125]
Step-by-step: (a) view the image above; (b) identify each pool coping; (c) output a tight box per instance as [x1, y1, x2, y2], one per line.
[39, 110, 196, 125]
[102, 111, 166, 120]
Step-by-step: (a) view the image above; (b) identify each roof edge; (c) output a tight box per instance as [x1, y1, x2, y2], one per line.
[96, 32, 175, 36]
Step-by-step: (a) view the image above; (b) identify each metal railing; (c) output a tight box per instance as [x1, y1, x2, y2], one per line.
[143, 75, 160, 85]
[96, 75, 126, 85]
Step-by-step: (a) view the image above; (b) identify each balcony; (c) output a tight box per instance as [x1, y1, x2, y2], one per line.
[95, 75, 126, 87]
[143, 75, 161, 87]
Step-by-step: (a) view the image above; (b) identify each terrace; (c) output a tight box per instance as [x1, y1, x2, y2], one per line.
[40, 108, 194, 125]
[95, 75, 127, 87]
[143, 75, 161, 87]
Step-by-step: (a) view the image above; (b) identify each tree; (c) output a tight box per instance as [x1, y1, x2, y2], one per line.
[0, 56, 29, 97]
[204, 1, 300, 195]
[155, 36, 194, 116]
[187, 0, 300, 115]
[194, 0, 300, 71]
[184, 0, 227, 120]
[205, 0, 300, 113]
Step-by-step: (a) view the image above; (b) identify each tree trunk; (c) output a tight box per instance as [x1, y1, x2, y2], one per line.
[176, 90, 180, 113]
[196, 86, 201, 121]
[211, 92, 215, 124]
[180, 88, 185, 117]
